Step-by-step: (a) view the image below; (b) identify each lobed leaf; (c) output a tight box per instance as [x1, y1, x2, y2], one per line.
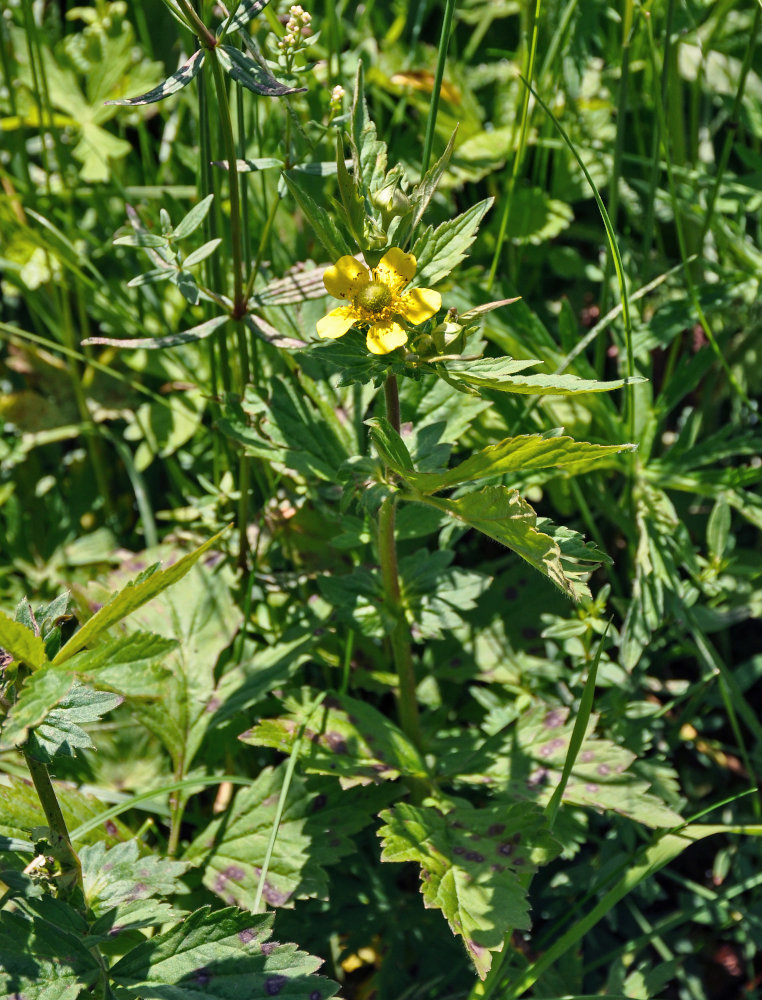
[110, 906, 338, 1000]
[53, 529, 228, 664]
[0, 611, 49, 670]
[378, 797, 559, 978]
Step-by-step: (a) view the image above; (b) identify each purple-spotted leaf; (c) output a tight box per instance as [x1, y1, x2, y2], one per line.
[184, 765, 372, 910]
[217, 46, 306, 98]
[82, 840, 189, 936]
[110, 906, 338, 1000]
[448, 705, 683, 828]
[242, 689, 427, 786]
[105, 49, 205, 106]
[378, 797, 559, 979]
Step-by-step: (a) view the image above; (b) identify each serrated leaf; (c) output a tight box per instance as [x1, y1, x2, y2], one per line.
[184, 766, 370, 909]
[65, 632, 176, 699]
[395, 434, 634, 494]
[410, 198, 493, 287]
[218, 45, 305, 97]
[0, 908, 100, 1000]
[242, 691, 427, 786]
[81, 313, 229, 350]
[442, 357, 642, 395]
[422, 486, 581, 599]
[25, 683, 123, 762]
[367, 416, 415, 473]
[0, 611, 49, 670]
[378, 797, 559, 978]
[351, 62, 387, 196]
[400, 550, 491, 641]
[105, 49, 205, 106]
[110, 906, 338, 999]
[409, 127, 458, 233]
[0, 667, 76, 750]
[82, 840, 188, 934]
[0, 776, 132, 848]
[283, 173, 354, 260]
[448, 705, 683, 828]
[53, 529, 229, 664]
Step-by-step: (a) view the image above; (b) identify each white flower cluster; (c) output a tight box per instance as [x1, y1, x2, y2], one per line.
[329, 84, 345, 113]
[278, 5, 312, 54]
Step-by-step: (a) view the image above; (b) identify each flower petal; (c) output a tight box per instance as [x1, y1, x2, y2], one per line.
[375, 247, 416, 293]
[398, 287, 441, 325]
[323, 256, 369, 300]
[366, 321, 407, 355]
[317, 305, 356, 339]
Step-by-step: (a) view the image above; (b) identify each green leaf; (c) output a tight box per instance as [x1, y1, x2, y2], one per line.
[410, 198, 493, 287]
[81, 313, 229, 350]
[53, 529, 229, 665]
[282, 173, 354, 260]
[218, 45, 305, 98]
[408, 126, 458, 234]
[25, 682, 123, 763]
[220, 379, 350, 482]
[400, 550, 491, 640]
[448, 705, 683, 829]
[350, 62, 387, 196]
[172, 194, 215, 240]
[0, 611, 49, 670]
[0, 908, 100, 1000]
[182, 237, 222, 268]
[105, 49, 205, 105]
[243, 690, 427, 786]
[420, 486, 584, 600]
[219, 0, 274, 36]
[0, 667, 77, 751]
[184, 766, 372, 909]
[367, 416, 415, 473]
[0, 775, 133, 848]
[336, 134, 367, 245]
[395, 433, 634, 494]
[378, 797, 559, 978]
[65, 632, 176, 699]
[82, 839, 188, 935]
[441, 357, 641, 395]
[110, 906, 338, 999]
[504, 185, 574, 245]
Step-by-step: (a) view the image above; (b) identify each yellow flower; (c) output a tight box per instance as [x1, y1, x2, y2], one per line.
[316, 247, 441, 355]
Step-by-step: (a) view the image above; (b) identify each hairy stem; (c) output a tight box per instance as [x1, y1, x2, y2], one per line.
[24, 752, 83, 903]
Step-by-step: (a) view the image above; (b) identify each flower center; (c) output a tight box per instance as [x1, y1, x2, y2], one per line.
[355, 281, 392, 314]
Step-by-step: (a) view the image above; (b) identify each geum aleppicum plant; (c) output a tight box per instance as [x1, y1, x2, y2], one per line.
[316, 247, 441, 355]
[238, 63, 673, 985]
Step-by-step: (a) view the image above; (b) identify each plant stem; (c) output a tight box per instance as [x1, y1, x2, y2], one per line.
[24, 752, 84, 903]
[420, 0, 457, 176]
[378, 376, 422, 751]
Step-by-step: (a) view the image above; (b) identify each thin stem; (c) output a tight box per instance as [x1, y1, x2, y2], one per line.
[24, 752, 84, 903]
[378, 375, 422, 751]
[487, 0, 542, 288]
[420, 0, 457, 176]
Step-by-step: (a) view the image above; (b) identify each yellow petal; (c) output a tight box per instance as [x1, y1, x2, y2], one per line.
[317, 305, 356, 339]
[375, 247, 416, 293]
[366, 321, 407, 355]
[398, 287, 441, 325]
[323, 256, 369, 300]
